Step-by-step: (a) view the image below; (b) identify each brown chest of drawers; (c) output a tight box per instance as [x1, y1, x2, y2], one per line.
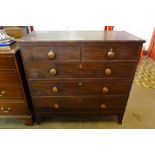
[0, 47, 32, 125]
[18, 31, 145, 124]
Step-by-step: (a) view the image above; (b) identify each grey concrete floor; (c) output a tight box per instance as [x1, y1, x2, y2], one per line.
[0, 83, 154, 129]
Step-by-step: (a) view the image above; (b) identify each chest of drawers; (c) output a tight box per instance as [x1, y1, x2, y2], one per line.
[0, 47, 32, 125]
[18, 31, 145, 124]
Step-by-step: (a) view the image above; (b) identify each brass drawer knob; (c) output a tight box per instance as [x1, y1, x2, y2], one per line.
[107, 48, 115, 58]
[100, 104, 106, 109]
[52, 87, 59, 93]
[0, 107, 11, 113]
[102, 87, 109, 94]
[50, 68, 57, 76]
[78, 82, 82, 86]
[105, 68, 112, 75]
[53, 103, 59, 109]
[0, 91, 5, 97]
[48, 50, 55, 60]
[79, 64, 83, 69]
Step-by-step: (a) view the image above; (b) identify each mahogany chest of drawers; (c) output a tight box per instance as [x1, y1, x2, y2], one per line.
[0, 47, 32, 125]
[18, 31, 145, 124]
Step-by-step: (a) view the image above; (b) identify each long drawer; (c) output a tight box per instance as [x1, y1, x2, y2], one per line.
[25, 61, 137, 79]
[0, 84, 23, 100]
[21, 45, 81, 61]
[29, 79, 131, 96]
[33, 96, 127, 112]
[0, 103, 27, 115]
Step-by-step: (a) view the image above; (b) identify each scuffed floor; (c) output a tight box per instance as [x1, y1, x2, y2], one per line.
[0, 57, 155, 129]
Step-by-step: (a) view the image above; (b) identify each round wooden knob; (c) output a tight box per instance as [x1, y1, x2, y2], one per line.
[102, 87, 109, 94]
[100, 104, 106, 109]
[1, 91, 5, 95]
[78, 82, 82, 86]
[48, 50, 55, 60]
[105, 68, 112, 75]
[107, 48, 115, 58]
[53, 103, 59, 109]
[7, 107, 11, 111]
[50, 68, 57, 76]
[0, 107, 4, 110]
[79, 64, 83, 69]
[0, 91, 5, 97]
[52, 87, 59, 93]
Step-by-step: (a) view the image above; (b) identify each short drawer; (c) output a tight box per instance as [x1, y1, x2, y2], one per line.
[33, 96, 127, 112]
[29, 79, 131, 96]
[82, 44, 141, 60]
[0, 103, 27, 115]
[21, 45, 80, 61]
[0, 72, 20, 84]
[25, 61, 137, 79]
[0, 84, 23, 100]
[0, 55, 15, 70]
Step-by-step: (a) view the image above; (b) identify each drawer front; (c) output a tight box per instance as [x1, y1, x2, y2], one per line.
[82, 44, 141, 60]
[0, 72, 20, 84]
[25, 61, 137, 79]
[0, 85, 23, 100]
[29, 79, 131, 96]
[0, 56, 15, 70]
[22, 45, 80, 61]
[0, 103, 27, 115]
[33, 96, 127, 112]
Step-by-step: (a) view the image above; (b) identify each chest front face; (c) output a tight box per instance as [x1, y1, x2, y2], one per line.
[18, 31, 144, 124]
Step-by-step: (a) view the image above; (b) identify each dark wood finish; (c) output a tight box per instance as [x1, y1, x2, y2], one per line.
[0, 84, 23, 100]
[24, 118, 33, 125]
[25, 61, 137, 79]
[35, 111, 125, 124]
[0, 55, 15, 70]
[18, 31, 145, 124]
[18, 31, 145, 44]
[0, 72, 20, 84]
[0, 47, 32, 125]
[22, 45, 80, 61]
[0, 103, 27, 115]
[29, 79, 131, 96]
[20, 118, 33, 126]
[117, 113, 124, 124]
[82, 44, 141, 60]
[33, 96, 127, 112]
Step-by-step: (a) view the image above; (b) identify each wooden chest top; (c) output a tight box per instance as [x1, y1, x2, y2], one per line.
[18, 31, 145, 44]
